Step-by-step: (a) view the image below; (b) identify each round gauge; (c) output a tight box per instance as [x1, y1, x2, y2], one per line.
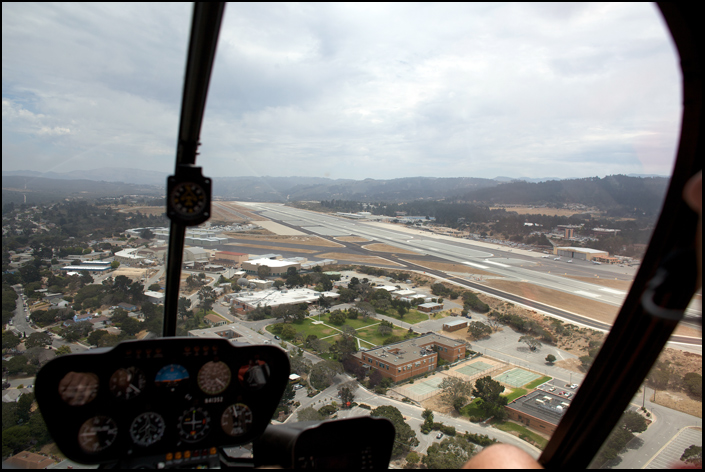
[130, 412, 166, 447]
[237, 360, 270, 390]
[78, 416, 119, 453]
[170, 181, 207, 217]
[58, 371, 99, 406]
[155, 364, 189, 390]
[109, 367, 146, 400]
[178, 408, 211, 442]
[221, 403, 254, 437]
[198, 361, 231, 395]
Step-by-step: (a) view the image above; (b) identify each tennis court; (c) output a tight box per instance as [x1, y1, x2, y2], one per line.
[493, 368, 541, 387]
[456, 361, 494, 377]
[402, 376, 445, 399]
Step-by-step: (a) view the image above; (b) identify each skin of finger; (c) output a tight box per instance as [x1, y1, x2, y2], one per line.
[462, 443, 543, 469]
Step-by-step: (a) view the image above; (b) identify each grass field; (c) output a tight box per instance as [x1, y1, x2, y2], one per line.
[376, 308, 429, 324]
[502, 388, 528, 402]
[492, 421, 548, 449]
[266, 313, 413, 348]
[524, 376, 552, 390]
[460, 399, 487, 419]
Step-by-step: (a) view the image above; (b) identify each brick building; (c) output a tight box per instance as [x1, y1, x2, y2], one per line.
[443, 318, 468, 332]
[354, 333, 465, 383]
[504, 390, 571, 436]
[214, 251, 249, 266]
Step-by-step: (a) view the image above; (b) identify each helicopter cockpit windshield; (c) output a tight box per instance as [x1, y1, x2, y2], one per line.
[2, 2, 702, 470]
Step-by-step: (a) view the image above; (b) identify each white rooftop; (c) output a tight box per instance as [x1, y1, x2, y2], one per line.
[557, 247, 609, 254]
[247, 258, 298, 267]
[234, 288, 339, 308]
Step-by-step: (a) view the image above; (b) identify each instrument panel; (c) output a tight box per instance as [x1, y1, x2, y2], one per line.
[34, 338, 289, 467]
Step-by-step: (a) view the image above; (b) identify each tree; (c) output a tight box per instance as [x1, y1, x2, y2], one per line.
[545, 354, 556, 364]
[148, 283, 161, 291]
[439, 377, 473, 408]
[197, 286, 216, 312]
[620, 410, 648, 433]
[329, 310, 346, 325]
[371, 405, 419, 457]
[87, 329, 109, 346]
[24, 332, 52, 349]
[309, 360, 342, 390]
[467, 321, 492, 339]
[2, 331, 20, 350]
[257, 265, 271, 279]
[680, 445, 702, 466]
[54, 345, 72, 356]
[423, 436, 476, 469]
[297, 407, 324, 422]
[405, 451, 420, 465]
[289, 353, 312, 375]
[177, 296, 192, 320]
[339, 386, 355, 408]
[342, 356, 366, 381]
[378, 324, 393, 336]
[281, 324, 297, 340]
[683, 373, 702, 399]
[518, 335, 542, 351]
[355, 301, 376, 319]
[110, 260, 120, 269]
[453, 396, 468, 412]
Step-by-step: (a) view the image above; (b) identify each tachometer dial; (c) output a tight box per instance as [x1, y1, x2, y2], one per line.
[130, 412, 165, 447]
[221, 403, 253, 437]
[198, 361, 231, 395]
[78, 416, 118, 453]
[155, 364, 189, 390]
[109, 367, 146, 400]
[178, 408, 210, 442]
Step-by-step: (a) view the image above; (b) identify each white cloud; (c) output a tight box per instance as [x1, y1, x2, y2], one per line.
[2, 3, 681, 180]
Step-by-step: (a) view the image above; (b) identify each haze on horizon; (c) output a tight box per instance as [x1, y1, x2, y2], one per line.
[2, 3, 682, 182]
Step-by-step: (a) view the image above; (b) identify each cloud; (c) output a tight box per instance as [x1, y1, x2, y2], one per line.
[2, 3, 681, 180]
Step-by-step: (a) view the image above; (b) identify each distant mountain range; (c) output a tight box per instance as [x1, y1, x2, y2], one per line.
[2, 168, 670, 208]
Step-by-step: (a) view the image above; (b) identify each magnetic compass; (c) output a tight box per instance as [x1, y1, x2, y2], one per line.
[166, 165, 212, 226]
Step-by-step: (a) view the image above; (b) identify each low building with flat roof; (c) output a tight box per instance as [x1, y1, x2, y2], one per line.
[418, 302, 443, 313]
[354, 333, 465, 383]
[443, 318, 468, 332]
[553, 246, 609, 261]
[504, 390, 572, 436]
[233, 288, 339, 310]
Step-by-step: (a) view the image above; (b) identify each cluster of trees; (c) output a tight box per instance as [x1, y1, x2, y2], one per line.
[592, 410, 649, 467]
[438, 377, 474, 412]
[370, 405, 419, 457]
[2, 285, 19, 326]
[646, 362, 702, 400]
[2, 393, 53, 458]
[490, 310, 554, 343]
[469, 376, 509, 421]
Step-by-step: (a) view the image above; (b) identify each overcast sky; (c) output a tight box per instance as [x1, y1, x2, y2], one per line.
[2, 3, 682, 181]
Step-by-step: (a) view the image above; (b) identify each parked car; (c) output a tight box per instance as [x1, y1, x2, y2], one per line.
[570, 384, 579, 389]
[274, 335, 280, 340]
[436, 433, 443, 439]
[554, 257, 561, 260]
[567, 259, 573, 263]
[548, 387, 556, 392]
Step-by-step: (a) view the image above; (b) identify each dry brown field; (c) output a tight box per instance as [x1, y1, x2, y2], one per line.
[113, 267, 149, 280]
[115, 205, 165, 215]
[489, 206, 600, 217]
[224, 234, 343, 247]
[336, 236, 372, 243]
[400, 258, 495, 276]
[214, 202, 262, 220]
[361, 243, 420, 255]
[484, 279, 620, 325]
[225, 242, 318, 254]
[316, 252, 404, 266]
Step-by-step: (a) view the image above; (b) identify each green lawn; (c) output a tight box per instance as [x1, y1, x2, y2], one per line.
[266, 319, 338, 339]
[355, 325, 415, 346]
[318, 312, 381, 330]
[376, 308, 429, 324]
[524, 376, 552, 389]
[492, 421, 548, 449]
[502, 388, 528, 402]
[460, 399, 488, 420]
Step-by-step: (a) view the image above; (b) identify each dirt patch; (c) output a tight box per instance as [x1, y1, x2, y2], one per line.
[651, 390, 702, 418]
[421, 393, 454, 415]
[563, 276, 633, 291]
[115, 205, 165, 215]
[484, 279, 620, 326]
[362, 243, 420, 255]
[336, 236, 371, 243]
[224, 234, 343, 247]
[225, 242, 318, 254]
[554, 358, 585, 374]
[212, 202, 262, 220]
[401, 258, 495, 276]
[489, 206, 601, 217]
[113, 267, 149, 280]
[317, 252, 404, 266]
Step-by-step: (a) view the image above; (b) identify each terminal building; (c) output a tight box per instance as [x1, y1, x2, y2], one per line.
[232, 288, 340, 310]
[504, 390, 572, 435]
[354, 333, 466, 383]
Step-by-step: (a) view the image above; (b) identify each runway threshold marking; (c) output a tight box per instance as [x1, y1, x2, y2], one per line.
[463, 262, 490, 269]
[574, 290, 602, 298]
[483, 260, 511, 268]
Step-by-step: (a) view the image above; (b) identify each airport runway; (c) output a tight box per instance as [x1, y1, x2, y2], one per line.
[235, 202, 702, 344]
